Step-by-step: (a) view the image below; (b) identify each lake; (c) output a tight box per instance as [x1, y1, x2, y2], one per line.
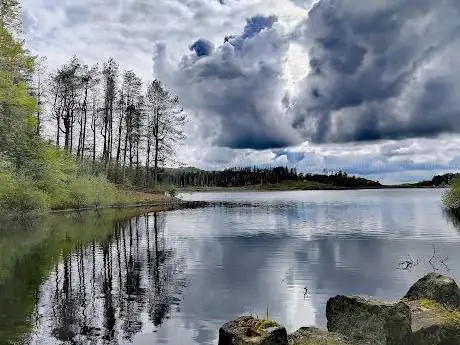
[2, 189, 460, 344]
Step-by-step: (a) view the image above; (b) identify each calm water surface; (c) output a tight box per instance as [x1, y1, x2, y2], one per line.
[2, 189, 460, 344]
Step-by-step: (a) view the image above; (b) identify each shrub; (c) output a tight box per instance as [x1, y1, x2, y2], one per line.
[443, 177, 460, 210]
[167, 185, 177, 198]
[51, 176, 120, 210]
[3, 186, 50, 212]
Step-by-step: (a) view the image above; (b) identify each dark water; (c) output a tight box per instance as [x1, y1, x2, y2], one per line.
[2, 189, 460, 344]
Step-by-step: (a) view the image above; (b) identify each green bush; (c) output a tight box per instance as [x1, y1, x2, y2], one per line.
[51, 176, 120, 210]
[2, 185, 50, 212]
[443, 177, 460, 210]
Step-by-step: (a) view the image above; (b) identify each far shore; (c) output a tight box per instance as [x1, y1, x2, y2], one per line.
[178, 183, 448, 193]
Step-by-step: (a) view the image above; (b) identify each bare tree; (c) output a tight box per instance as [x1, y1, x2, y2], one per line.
[101, 58, 118, 166]
[77, 64, 99, 160]
[145, 80, 186, 187]
[30, 56, 47, 136]
[90, 81, 100, 164]
[50, 56, 83, 152]
[120, 70, 142, 182]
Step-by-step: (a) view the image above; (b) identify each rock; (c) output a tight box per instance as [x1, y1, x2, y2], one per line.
[288, 327, 352, 345]
[218, 316, 288, 345]
[407, 299, 460, 345]
[404, 273, 460, 309]
[326, 295, 412, 345]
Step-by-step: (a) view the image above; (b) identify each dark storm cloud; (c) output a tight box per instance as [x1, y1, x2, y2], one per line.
[292, 0, 460, 143]
[154, 15, 302, 150]
[190, 39, 214, 57]
[241, 15, 277, 39]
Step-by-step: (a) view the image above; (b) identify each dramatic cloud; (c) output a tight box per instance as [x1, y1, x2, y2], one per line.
[292, 0, 460, 143]
[156, 0, 460, 149]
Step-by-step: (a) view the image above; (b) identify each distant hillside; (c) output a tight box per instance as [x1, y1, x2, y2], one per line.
[158, 166, 382, 190]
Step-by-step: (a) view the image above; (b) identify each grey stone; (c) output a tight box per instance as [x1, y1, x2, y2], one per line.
[326, 295, 412, 345]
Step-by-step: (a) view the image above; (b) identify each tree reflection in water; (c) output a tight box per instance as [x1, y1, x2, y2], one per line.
[35, 212, 187, 344]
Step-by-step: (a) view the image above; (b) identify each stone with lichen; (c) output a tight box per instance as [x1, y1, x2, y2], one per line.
[288, 327, 352, 345]
[407, 299, 460, 344]
[404, 273, 460, 309]
[218, 316, 288, 345]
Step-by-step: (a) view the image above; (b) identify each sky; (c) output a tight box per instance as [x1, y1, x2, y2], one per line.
[21, 0, 460, 184]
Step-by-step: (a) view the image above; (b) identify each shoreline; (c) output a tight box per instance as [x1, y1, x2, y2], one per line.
[179, 185, 447, 193]
[0, 199, 215, 219]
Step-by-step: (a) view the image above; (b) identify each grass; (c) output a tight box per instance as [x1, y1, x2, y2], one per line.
[237, 305, 280, 337]
[419, 298, 460, 326]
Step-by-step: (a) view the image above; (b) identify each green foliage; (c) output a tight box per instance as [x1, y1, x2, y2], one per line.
[53, 176, 119, 210]
[442, 177, 460, 210]
[3, 186, 50, 212]
[167, 184, 177, 198]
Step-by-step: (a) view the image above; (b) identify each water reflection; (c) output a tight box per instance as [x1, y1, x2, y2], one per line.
[25, 212, 187, 345]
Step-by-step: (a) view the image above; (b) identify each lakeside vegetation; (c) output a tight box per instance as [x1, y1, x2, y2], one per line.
[443, 176, 460, 211]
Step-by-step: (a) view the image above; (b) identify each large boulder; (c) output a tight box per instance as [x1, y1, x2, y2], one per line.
[407, 299, 460, 345]
[326, 295, 412, 345]
[288, 327, 351, 345]
[218, 316, 288, 345]
[404, 273, 460, 309]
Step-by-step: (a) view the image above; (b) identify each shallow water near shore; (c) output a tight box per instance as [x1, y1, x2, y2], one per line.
[1, 189, 460, 344]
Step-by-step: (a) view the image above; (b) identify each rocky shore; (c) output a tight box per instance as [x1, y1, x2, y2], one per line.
[218, 273, 460, 345]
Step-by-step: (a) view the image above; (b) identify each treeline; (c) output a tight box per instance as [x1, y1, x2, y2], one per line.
[413, 173, 459, 188]
[0, 0, 186, 211]
[156, 166, 382, 188]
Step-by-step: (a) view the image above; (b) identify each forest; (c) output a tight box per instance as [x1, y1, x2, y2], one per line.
[158, 166, 382, 189]
[0, 0, 186, 211]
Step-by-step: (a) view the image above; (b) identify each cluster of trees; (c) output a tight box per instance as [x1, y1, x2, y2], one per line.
[45, 57, 186, 187]
[157, 166, 382, 188]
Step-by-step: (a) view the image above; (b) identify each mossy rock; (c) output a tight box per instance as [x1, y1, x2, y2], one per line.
[326, 295, 412, 345]
[288, 327, 352, 345]
[218, 316, 288, 345]
[407, 299, 460, 345]
[404, 273, 460, 309]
